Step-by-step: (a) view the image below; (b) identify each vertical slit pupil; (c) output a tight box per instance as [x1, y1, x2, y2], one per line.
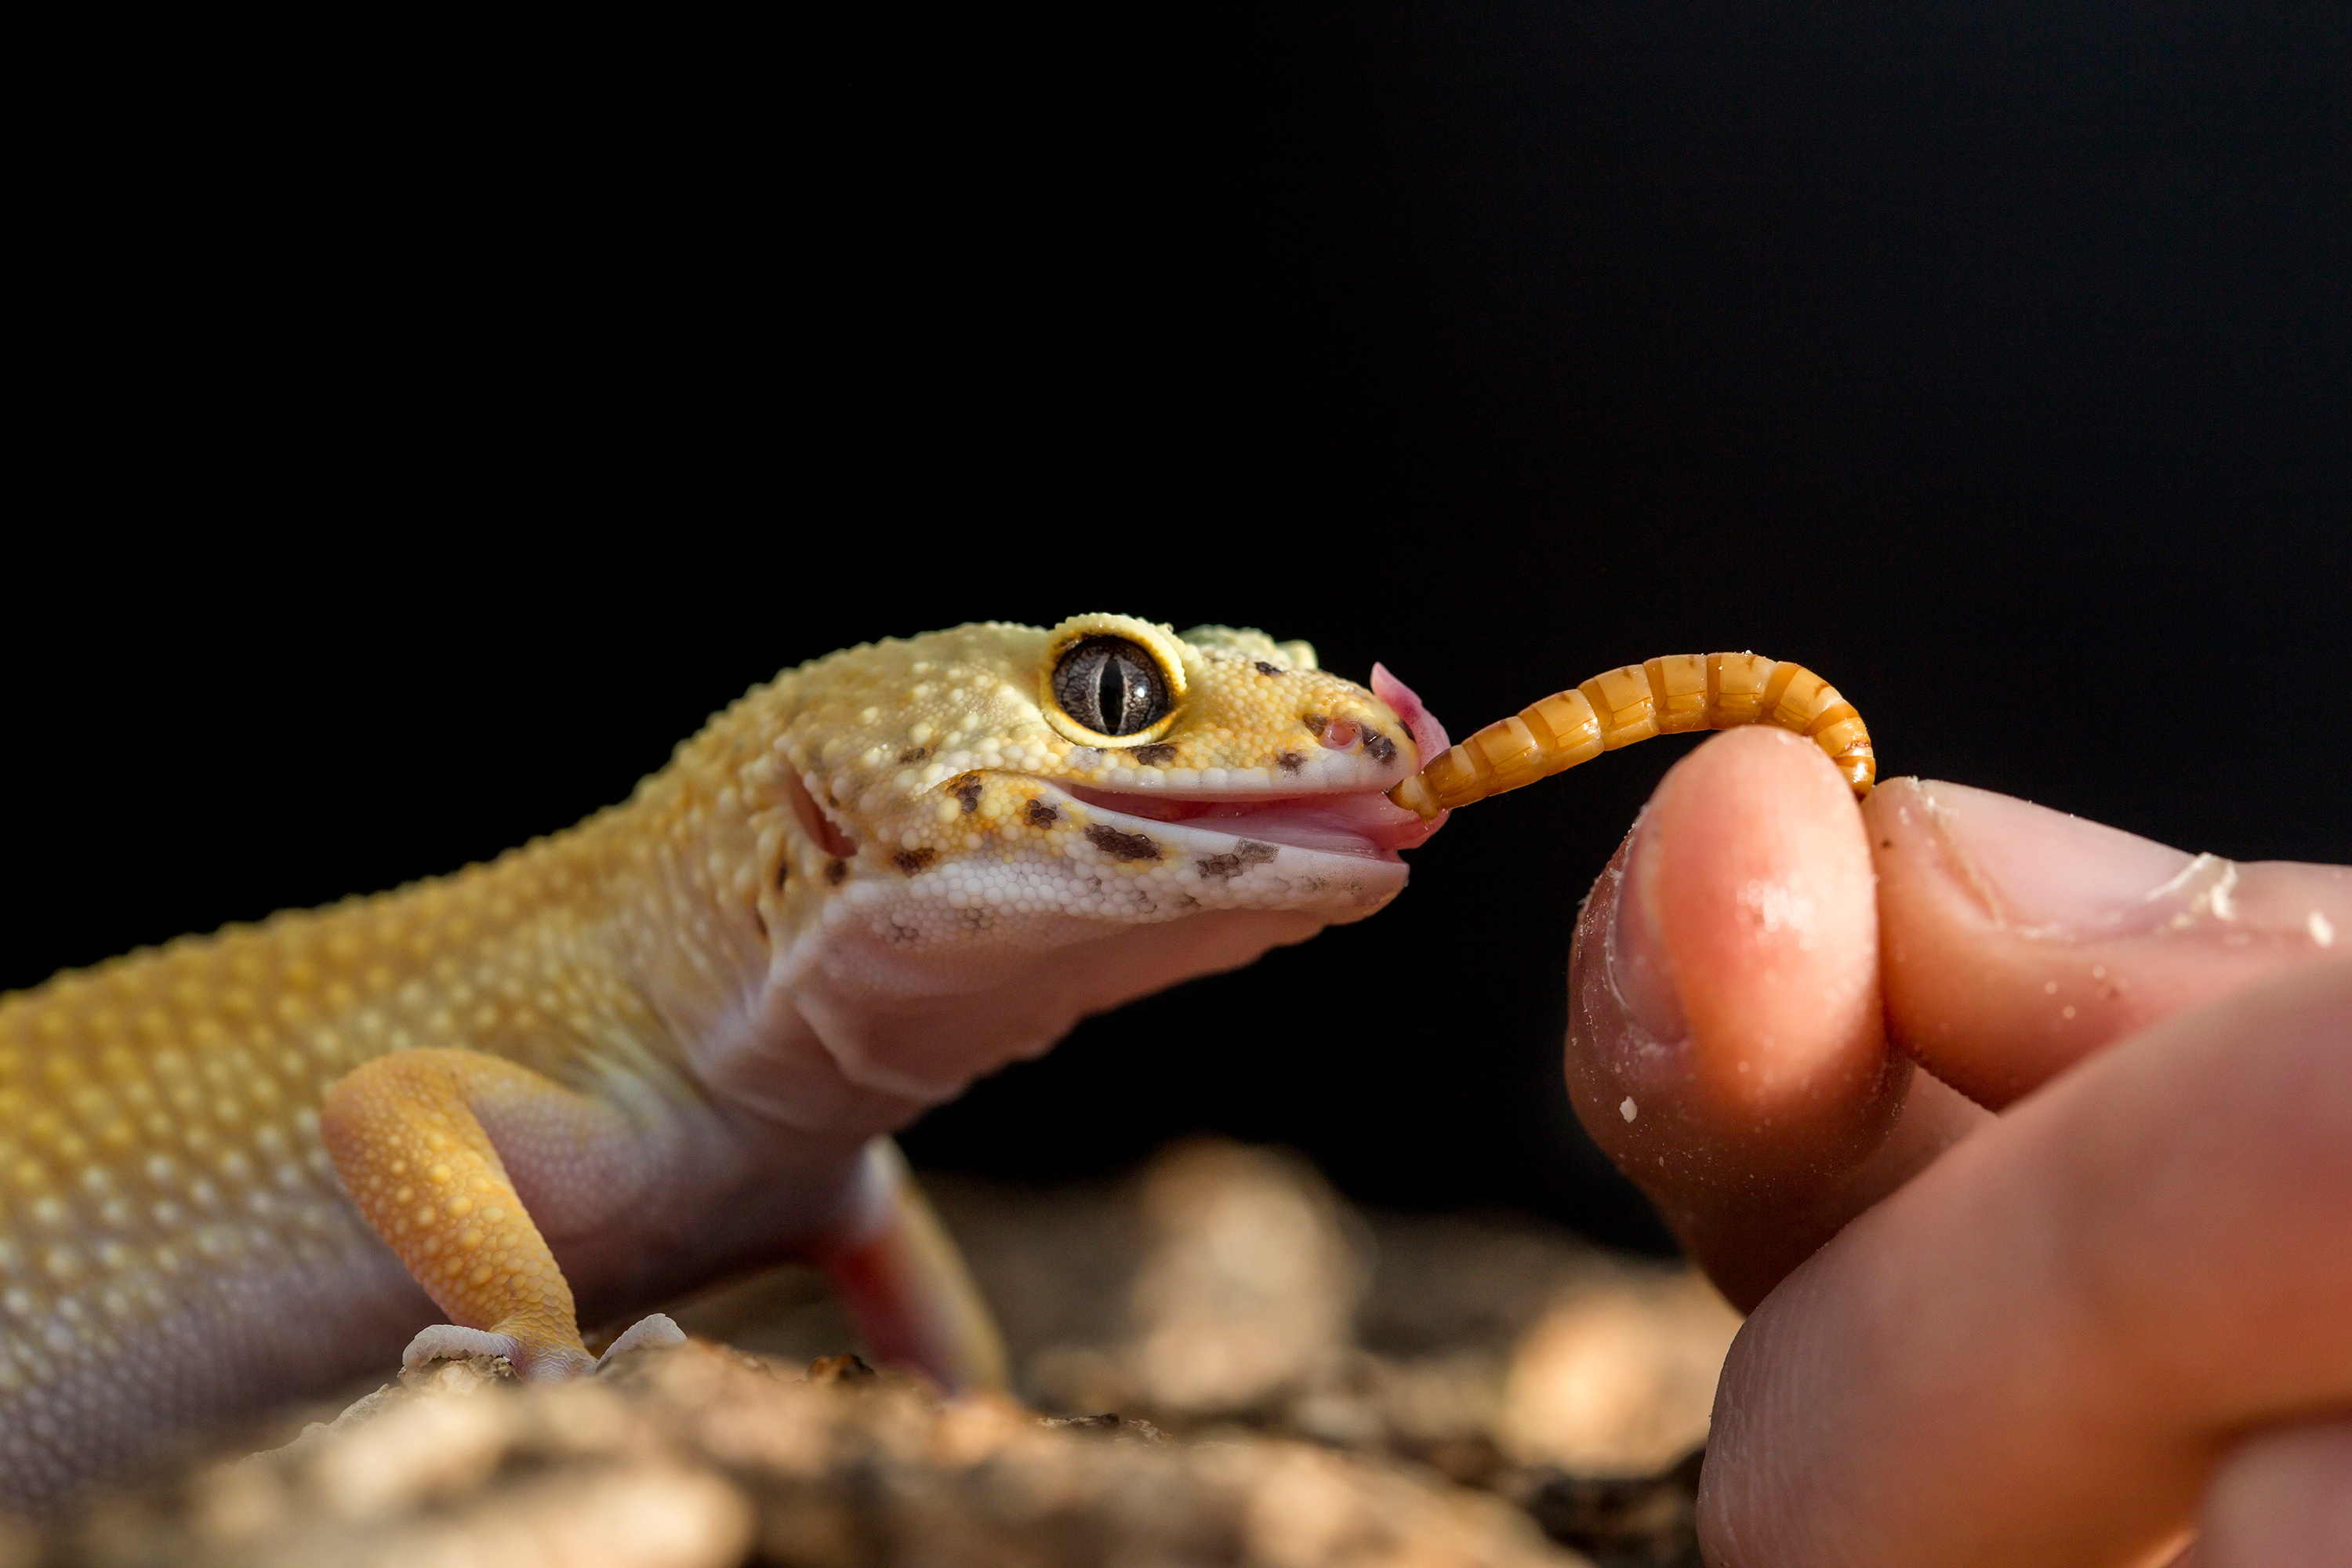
[1098, 658, 1131, 732]
[1054, 637, 1168, 735]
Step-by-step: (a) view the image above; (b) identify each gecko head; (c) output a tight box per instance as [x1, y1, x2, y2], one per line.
[713, 615, 1454, 1108]
[758, 614, 1449, 904]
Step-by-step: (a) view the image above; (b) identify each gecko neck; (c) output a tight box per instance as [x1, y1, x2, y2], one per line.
[562, 781, 773, 1086]
[539, 702, 940, 1149]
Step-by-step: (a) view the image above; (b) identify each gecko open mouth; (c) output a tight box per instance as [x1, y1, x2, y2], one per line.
[1039, 662, 1454, 863]
[1057, 782, 1442, 861]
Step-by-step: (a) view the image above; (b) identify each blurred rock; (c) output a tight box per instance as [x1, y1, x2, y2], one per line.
[663, 1138, 1730, 1563]
[1512, 1450, 1707, 1568]
[45, 1341, 1584, 1568]
[1127, 1142, 1367, 1414]
[25, 1141, 1732, 1566]
[1499, 1274, 1739, 1476]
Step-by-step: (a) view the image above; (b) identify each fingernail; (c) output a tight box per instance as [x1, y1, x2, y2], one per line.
[1918, 780, 2208, 938]
[1609, 809, 1690, 1041]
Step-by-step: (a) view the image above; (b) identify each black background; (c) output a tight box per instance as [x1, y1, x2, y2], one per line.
[12, 5, 2345, 1252]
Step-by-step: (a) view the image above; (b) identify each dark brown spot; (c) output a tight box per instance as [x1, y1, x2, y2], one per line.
[808, 1352, 878, 1385]
[898, 746, 931, 764]
[1041, 1413, 1167, 1443]
[777, 858, 791, 889]
[953, 773, 984, 815]
[1085, 824, 1161, 862]
[1276, 750, 1304, 773]
[1127, 742, 1178, 765]
[753, 908, 768, 936]
[1301, 713, 1328, 739]
[826, 858, 849, 885]
[892, 848, 938, 873]
[1254, 661, 1283, 677]
[1196, 840, 1279, 880]
[1880, 839, 1894, 849]
[1362, 729, 1397, 765]
[1025, 799, 1060, 828]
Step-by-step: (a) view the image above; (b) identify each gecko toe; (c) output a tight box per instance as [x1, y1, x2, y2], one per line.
[404, 1323, 598, 1381]
[596, 1312, 686, 1371]
[402, 1323, 523, 1370]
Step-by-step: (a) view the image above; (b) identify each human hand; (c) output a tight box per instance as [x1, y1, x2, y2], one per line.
[1563, 725, 2351, 1567]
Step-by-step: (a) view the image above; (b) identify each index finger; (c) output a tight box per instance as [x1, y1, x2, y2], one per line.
[1868, 778, 2351, 1105]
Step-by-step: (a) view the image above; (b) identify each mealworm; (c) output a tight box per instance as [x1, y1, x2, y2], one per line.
[1387, 653, 1875, 818]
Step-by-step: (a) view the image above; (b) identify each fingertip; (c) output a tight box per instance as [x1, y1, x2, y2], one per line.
[1566, 731, 1978, 1308]
[1646, 726, 1885, 1128]
[1566, 727, 1896, 1185]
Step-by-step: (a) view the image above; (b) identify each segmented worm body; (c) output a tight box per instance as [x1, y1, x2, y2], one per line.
[1388, 653, 1874, 818]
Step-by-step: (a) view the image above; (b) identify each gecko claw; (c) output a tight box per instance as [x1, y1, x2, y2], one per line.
[595, 1312, 687, 1371]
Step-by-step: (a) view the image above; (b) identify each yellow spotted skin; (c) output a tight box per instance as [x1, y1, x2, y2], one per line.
[321, 1051, 611, 1378]
[0, 809, 706, 1508]
[0, 615, 1426, 1509]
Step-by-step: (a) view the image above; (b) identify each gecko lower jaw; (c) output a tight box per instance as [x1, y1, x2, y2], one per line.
[1056, 781, 1443, 861]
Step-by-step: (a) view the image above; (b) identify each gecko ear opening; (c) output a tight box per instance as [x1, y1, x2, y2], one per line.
[784, 766, 858, 860]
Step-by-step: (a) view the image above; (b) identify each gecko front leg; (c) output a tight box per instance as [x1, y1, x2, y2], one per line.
[319, 1048, 681, 1378]
[818, 1139, 1010, 1391]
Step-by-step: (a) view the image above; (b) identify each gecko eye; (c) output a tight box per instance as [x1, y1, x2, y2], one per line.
[1051, 637, 1172, 737]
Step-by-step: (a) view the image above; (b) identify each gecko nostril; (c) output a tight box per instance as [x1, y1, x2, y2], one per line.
[1321, 717, 1360, 750]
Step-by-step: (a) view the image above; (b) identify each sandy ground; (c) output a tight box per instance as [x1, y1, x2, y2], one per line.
[10, 1141, 1735, 1566]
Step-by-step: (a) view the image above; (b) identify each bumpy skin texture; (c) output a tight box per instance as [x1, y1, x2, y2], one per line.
[319, 1050, 622, 1379]
[0, 615, 1432, 1510]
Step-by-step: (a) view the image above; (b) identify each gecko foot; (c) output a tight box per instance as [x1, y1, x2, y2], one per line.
[595, 1312, 686, 1371]
[401, 1323, 596, 1381]
[403, 1323, 521, 1370]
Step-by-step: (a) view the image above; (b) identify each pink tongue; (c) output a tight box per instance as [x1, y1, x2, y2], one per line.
[1371, 662, 1452, 761]
[1072, 786, 1441, 855]
[1213, 790, 1441, 856]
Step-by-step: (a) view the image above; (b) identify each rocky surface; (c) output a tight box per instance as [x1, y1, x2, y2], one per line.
[13, 1142, 1735, 1566]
